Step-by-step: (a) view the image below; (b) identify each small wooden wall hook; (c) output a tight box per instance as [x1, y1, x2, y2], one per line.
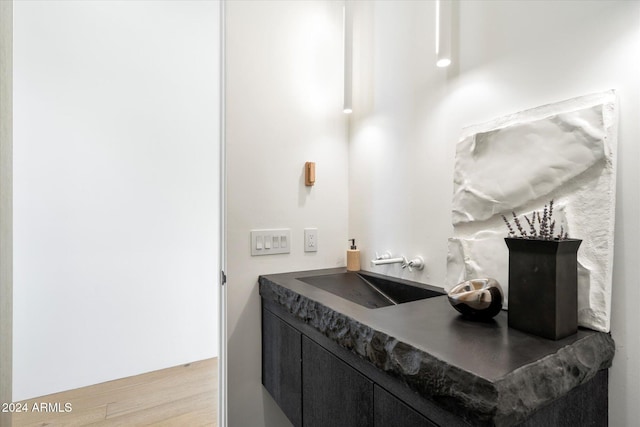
[305, 162, 316, 186]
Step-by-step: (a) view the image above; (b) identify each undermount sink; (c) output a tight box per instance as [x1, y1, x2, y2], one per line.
[297, 272, 444, 309]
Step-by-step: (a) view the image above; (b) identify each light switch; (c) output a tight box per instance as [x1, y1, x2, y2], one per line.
[251, 229, 291, 256]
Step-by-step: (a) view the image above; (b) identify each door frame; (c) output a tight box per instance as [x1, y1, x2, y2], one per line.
[0, 1, 13, 426]
[218, 0, 227, 426]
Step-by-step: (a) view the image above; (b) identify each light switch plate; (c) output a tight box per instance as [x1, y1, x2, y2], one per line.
[251, 229, 291, 256]
[304, 228, 318, 252]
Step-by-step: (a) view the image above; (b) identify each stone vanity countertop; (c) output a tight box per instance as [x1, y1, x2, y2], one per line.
[259, 267, 615, 427]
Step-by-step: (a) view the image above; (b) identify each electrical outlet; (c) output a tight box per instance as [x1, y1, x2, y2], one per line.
[304, 228, 318, 252]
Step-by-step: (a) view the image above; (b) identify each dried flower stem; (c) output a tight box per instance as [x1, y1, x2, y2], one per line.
[502, 200, 568, 240]
[512, 212, 527, 237]
[501, 214, 516, 237]
[524, 214, 536, 236]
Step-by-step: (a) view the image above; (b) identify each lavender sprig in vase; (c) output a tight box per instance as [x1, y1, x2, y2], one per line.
[501, 200, 581, 340]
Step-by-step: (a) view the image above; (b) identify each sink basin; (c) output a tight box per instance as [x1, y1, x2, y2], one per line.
[297, 272, 444, 309]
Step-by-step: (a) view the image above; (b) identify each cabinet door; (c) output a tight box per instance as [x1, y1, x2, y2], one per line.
[374, 385, 437, 427]
[262, 309, 302, 427]
[302, 336, 373, 427]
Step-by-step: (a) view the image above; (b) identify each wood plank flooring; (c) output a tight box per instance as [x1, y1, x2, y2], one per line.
[12, 358, 217, 426]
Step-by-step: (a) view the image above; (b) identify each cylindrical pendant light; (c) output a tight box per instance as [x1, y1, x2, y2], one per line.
[343, 0, 353, 114]
[436, 0, 452, 68]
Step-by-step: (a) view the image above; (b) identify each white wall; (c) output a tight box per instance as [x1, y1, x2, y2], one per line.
[349, 1, 639, 425]
[13, 1, 220, 401]
[225, 1, 348, 425]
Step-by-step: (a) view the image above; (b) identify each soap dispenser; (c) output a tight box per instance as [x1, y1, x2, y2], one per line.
[347, 239, 361, 271]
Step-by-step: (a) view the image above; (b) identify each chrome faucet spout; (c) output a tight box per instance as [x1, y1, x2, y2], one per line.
[370, 257, 404, 267]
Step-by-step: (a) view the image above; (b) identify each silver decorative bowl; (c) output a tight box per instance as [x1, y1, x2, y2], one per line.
[447, 278, 503, 320]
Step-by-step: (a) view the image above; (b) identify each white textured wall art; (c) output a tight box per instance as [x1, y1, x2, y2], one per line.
[446, 91, 617, 332]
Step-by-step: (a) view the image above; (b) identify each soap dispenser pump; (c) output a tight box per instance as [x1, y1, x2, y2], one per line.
[347, 239, 361, 271]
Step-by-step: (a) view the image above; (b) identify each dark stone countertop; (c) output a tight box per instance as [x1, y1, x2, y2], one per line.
[259, 267, 615, 427]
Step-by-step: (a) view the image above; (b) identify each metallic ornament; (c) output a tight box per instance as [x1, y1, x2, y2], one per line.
[448, 278, 503, 320]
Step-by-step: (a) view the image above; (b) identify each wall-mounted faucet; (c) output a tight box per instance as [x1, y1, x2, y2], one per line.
[370, 252, 425, 272]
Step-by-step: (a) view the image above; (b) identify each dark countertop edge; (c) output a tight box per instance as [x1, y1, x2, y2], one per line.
[258, 271, 615, 426]
[493, 331, 615, 425]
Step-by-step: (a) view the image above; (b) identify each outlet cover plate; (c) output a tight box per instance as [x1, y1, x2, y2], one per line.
[304, 228, 318, 252]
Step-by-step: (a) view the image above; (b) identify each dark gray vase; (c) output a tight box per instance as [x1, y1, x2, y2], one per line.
[505, 238, 582, 340]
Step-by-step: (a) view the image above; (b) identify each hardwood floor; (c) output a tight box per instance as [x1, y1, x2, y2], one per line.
[12, 358, 217, 426]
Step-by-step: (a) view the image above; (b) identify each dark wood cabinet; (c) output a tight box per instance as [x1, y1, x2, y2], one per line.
[374, 385, 437, 427]
[261, 308, 302, 427]
[302, 336, 373, 427]
[262, 303, 441, 427]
